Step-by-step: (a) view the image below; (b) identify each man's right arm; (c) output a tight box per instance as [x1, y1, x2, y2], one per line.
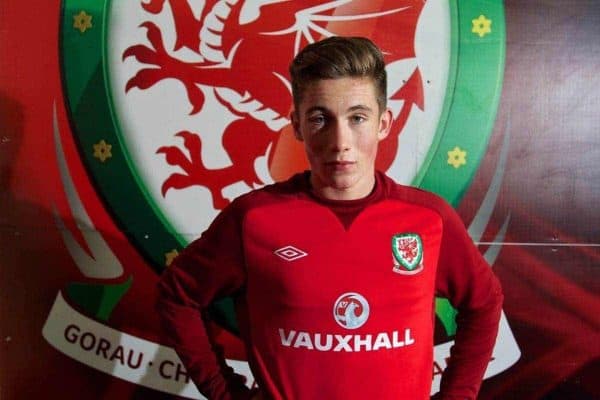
[156, 205, 251, 400]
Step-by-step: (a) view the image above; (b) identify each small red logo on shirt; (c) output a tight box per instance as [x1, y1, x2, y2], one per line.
[392, 233, 424, 275]
[333, 293, 370, 329]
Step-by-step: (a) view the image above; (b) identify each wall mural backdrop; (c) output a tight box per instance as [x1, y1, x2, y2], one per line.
[1, 0, 598, 399]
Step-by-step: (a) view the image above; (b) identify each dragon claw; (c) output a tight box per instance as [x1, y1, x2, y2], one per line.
[139, 22, 164, 51]
[122, 45, 160, 64]
[125, 69, 168, 92]
[161, 173, 193, 197]
[156, 145, 191, 170]
[156, 131, 239, 209]
[174, 130, 201, 161]
[122, 21, 166, 64]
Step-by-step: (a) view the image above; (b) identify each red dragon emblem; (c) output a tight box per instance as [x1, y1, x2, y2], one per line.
[392, 233, 423, 272]
[123, 0, 425, 209]
[397, 237, 419, 264]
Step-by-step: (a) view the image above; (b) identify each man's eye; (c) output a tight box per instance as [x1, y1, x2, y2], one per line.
[308, 115, 326, 126]
[351, 115, 366, 124]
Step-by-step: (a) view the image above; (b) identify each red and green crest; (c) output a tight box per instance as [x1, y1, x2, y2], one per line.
[392, 233, 423, 273]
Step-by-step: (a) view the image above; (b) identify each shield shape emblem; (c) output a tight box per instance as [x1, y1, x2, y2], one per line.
[392, 233, 423, 272]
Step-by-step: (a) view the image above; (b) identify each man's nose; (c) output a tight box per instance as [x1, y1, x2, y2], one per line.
[330, 121, 351, 152]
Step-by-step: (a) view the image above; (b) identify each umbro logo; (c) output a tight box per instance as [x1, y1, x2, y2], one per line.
[274, 246, 308, 262]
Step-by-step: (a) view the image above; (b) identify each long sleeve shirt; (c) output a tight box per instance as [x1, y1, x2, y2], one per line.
[157, 171, 503, 399]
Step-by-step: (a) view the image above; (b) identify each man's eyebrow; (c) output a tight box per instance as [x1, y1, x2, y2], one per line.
[303, 105, 374, 115]
[348, 105, 374, 113]
[305, 106, 328, 115]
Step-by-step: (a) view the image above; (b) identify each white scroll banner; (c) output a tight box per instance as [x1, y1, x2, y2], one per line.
[43, 292, 520, 397]
[42, 292, 253, 399]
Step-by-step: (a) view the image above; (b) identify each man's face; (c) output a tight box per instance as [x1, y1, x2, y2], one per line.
[292, 77, 392, 200]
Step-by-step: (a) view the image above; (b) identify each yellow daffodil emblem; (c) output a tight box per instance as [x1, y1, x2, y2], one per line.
[73, 11, 93, 33]
[447, 146, 467, 169]
[93, 140, 112, 163]
[472, 15, 492, 38]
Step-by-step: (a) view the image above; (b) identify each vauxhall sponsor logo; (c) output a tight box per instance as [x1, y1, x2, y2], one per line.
[278, 292, 415, 352]
[278, 328, 415, 352]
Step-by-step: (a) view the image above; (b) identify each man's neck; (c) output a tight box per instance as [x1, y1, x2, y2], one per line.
[310, 174, 376, 201]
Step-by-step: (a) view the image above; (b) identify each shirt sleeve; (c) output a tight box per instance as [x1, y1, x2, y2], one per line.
[434, 202, 504, 400]
[156, 202, 252, 400]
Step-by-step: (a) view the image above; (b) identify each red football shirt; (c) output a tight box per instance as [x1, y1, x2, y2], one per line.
[157, 171, 503, 399]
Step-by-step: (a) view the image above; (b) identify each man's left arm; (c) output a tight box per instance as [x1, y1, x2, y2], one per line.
[434, 203, 504, 400]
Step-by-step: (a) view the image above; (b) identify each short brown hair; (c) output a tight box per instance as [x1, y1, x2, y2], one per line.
[289, 36, 387, 112]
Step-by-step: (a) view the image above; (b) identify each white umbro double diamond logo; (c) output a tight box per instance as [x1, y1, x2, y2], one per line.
[274, 246, 308, 262]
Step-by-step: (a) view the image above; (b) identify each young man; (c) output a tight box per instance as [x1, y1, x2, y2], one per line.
[157, 37, 503, 400]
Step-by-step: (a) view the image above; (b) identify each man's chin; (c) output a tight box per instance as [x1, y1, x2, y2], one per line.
[327, 175, 356, 190]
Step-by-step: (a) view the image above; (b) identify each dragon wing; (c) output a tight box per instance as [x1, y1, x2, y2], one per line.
[260, 0, 413, 56]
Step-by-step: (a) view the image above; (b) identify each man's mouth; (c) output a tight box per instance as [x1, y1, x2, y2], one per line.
[326, 160, 355, 165]
[325, 160, 356, 170]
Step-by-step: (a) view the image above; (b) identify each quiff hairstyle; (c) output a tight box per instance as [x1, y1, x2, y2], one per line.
[289, 36, 387, 113]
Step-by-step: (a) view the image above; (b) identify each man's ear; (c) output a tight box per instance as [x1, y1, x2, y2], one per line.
[290, 110, 303, 141]
[377, 108, 393, 141]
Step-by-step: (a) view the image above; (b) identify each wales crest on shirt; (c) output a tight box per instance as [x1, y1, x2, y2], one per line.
[392, 233, 424, 275]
